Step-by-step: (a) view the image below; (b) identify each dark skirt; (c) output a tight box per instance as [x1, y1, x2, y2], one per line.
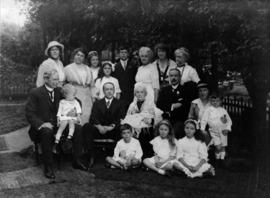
[138, 127, 154, 159]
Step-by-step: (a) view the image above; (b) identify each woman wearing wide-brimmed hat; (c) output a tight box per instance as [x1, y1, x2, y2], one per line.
[36, 41, 65, 87]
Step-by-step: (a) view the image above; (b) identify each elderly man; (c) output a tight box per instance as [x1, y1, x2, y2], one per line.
[83, 82, 125, 167]
[25, 69, 87, 179]
[157, 68, 192, 138]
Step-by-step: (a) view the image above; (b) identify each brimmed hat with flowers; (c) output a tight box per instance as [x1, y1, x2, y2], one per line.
[45, 41, 64, 56]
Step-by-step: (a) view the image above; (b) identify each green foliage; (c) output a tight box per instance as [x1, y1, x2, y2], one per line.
[1, 0, 270, 94]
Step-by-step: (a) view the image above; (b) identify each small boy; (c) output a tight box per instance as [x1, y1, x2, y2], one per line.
[105, 124, 143, 169]
[53, 84, 81, 152]
[200, 93, 232, 161]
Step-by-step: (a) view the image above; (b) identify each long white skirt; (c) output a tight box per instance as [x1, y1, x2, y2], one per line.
[74, 85, 93, 125]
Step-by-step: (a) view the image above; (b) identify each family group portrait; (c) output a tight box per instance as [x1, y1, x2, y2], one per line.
[0, 0, 270, 197]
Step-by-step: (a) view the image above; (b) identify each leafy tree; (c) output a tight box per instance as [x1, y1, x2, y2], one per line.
[2, 0, 270, 167]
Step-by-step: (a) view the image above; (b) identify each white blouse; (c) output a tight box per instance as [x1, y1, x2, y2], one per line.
[177, 137, 208, 165]
[152, 59, 177, 85]
[64, 63, 93, 86]
[135, 63, 160, 90]
[36, 58, 65, 87]
[191, 98, 211, 121]
[90, 67, 100, 81]
[177, 63, 200, 85]
[113, 138, 143, 161]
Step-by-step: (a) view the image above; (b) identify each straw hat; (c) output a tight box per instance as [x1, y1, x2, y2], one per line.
[45, 41, 64, 56]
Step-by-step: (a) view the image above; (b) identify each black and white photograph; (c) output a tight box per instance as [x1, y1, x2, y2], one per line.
[0, 0, 270, 197]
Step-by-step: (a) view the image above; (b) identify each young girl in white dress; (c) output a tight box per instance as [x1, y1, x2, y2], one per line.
[55, 84, 81, 144]
[200, 93, 232, 160]
[173, 119, 215, 178]
[106, 124, 143, 170]
[88, 51, 100, 81]
[95, 62, 121, 99]
[143, 120, 177, 175]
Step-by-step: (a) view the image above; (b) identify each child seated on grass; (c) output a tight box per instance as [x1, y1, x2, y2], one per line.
[173, 119, 215, 178]
[200, 92, 232, 161]
[105, 124, 143, 170]
[143, 120, 177, 175]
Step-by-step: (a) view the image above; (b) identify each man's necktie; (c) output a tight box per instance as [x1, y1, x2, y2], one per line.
[48, 90, 54, 102]
[106, 100, 110, 108]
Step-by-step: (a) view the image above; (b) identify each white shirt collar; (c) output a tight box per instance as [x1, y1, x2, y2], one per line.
[105, 97, 113, 103]
[120, 59, 128, 67]
[45, 84, 54, 92]
[172, 84, 180, 89]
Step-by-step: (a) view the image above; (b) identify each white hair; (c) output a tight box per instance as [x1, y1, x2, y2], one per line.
[174, 47, 190, 61]
[43, 69, 58, 79]
[138, 46, 153, 58]
[134, 82, 147, 95]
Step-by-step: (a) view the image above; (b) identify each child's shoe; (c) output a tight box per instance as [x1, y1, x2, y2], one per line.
[220, 151, 226, 160]
[203, 167, 215, 178]
[157, 169, 166, 175]
[215, 152, 221, 160]
[52, 143, 60, 154]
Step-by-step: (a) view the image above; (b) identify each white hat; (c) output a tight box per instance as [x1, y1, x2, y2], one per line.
[45, 41, 64, 56]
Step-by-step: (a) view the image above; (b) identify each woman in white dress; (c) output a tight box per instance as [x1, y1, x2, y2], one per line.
[153, 43, 177, 89]
[36, 41, 65, 87]
[188, 81, 211, 144]
[135, 47, 159, 104]
[122, 82, 163, 158]
[87, 51, 100, 81]
[64, 48, 95, 125]
[174, 47, 200, 85]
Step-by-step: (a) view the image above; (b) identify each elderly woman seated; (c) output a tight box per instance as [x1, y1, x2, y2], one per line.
[121, 82, 163, 158]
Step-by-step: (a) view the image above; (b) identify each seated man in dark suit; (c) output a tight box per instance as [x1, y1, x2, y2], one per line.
[112, 46, 138, 113]
[83, 82, 125, 167]
[157, 68, 191, 139]
[25, 69, 87, 179]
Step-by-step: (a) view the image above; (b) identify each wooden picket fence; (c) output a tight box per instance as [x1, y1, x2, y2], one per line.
[222, 95, 270, 122]
[0, 78, 35, 100]
[222, 96, 253, 116]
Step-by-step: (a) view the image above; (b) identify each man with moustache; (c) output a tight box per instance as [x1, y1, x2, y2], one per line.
[26, 69, 87, 179]
[157, 68, 191, 138]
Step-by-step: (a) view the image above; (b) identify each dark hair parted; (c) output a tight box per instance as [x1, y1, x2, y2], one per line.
[71, 47, 87, 62]
[154, 43, 170, 59]
[184, 119, 205, 142]
[118, 45, 129, 52]
[97, 61, 113, 79]
[120, 123, 132, 132]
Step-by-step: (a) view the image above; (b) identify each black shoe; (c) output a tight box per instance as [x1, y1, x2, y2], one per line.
[44, 166, 55, 179]
[52, 143, 61, 154]
[62, 139, 73, 153]
[73, 160, 88, 171]
[88, 157, 95, 169]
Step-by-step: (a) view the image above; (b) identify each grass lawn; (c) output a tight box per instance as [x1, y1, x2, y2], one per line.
[0, 103, 28, 135]
[0, 151, 262, 198]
